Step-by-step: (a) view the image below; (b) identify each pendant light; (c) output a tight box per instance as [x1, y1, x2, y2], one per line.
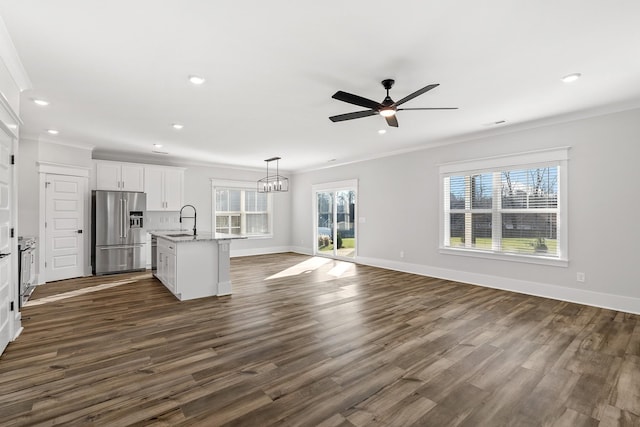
[257, 157, 289, 193]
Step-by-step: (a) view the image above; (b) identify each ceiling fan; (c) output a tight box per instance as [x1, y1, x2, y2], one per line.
[329, 79, 458, 127]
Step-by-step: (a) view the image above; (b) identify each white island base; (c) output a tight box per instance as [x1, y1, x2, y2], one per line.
[153, 232, 238, 301]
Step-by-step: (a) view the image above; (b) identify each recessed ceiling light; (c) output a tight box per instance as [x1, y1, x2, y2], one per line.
[172, 123, 184, 130]
[188, 75, 205, 85]
[378, 129, 387, 134]
[153, 143, 163, 148]
[561, 73, 582, 83]
[33, 98, 49, 106]
[46, 129, 59, 135]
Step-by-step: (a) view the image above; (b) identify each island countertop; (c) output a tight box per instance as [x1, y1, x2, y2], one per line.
[150, 230, 247, 243]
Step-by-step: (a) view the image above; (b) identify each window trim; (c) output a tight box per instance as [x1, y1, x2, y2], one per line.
[439, 147, 570, 267]
[211, 179, 274, 238]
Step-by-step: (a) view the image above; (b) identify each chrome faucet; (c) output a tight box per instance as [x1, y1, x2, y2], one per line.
[179, 204, 197, 236]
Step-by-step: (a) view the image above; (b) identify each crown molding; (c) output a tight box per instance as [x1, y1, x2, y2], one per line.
[91, 149, 270, 173]
[38, 137, 95, 151]
[36, 161, 90, 177]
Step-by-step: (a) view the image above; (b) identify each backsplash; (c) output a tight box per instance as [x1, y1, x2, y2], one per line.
[146, 211, 182, 230]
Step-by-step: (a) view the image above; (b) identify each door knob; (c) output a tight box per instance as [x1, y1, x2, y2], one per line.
[77, 230, 83, 234]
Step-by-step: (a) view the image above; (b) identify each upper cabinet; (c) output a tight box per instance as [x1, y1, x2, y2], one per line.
[96, 161, 144, 192]
[144, 166, 184, 211]
[94, 160, 185, 210]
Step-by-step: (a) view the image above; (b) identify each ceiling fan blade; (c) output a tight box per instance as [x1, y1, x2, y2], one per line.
[397, 107, 459, 110]
[385, 114, 399, 127]
[394, 84, 439, 106]
[329, 110, 378, 122]
[332, 91, 382, 110]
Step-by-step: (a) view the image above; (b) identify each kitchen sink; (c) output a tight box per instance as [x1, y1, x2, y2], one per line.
[166, 233, 195, 237]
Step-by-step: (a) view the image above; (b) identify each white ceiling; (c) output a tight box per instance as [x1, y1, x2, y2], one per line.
[1, 0, 640, 171]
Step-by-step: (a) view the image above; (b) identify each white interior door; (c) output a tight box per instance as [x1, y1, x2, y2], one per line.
[45, 174, 85, 282]
[0, 129, 13, 354]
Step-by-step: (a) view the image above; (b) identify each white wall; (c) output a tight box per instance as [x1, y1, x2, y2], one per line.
[18, 140, 93, 238]
[17, 139, 39, 237]
[291, 108, 640, 313]
[39, 141, 93, 168]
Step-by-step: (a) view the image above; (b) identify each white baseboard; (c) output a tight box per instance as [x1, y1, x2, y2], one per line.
[355, 256, 640, 315]
[12, 326, 23, 341]
[289, 246, 313, 256]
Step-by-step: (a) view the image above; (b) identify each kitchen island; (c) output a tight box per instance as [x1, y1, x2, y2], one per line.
[150, 231, 245, 301]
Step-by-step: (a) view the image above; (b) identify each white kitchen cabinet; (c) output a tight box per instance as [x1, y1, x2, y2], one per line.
[156, 241, 164, 281]
[144, 167, 184, 211]
[163, 169, 183, 210]
[145, 233, 152, 270]
[166, 251, 177, 291]
[156, 237, 177, 294]
[144, 168, 164, 209]
[96, 161, 144, 191]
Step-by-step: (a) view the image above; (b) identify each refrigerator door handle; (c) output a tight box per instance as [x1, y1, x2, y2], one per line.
[119, 198, 125, 238]
[123, 198, 128, 238]
[120, 199, 127, 239]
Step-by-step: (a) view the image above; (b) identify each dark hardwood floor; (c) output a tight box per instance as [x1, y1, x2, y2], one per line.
[1, 253, 638, 426]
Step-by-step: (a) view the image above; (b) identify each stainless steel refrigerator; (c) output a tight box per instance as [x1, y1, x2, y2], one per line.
[92, 190, 147, 275]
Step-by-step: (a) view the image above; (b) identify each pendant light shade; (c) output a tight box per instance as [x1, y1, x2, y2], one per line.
[258, 157, 289, 193]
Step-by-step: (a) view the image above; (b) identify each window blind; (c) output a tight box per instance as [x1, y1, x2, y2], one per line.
[444, 166, 560, 258]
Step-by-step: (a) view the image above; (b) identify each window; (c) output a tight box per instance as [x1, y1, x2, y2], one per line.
[215, 189, 242, 234]
[244, 190, 269, 234]
[212, 180, 272, 237]
[440, 148, 569, 266]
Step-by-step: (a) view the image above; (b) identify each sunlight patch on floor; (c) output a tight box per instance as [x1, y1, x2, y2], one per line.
[24, 279, 138, 306]
[327, 261, 355, 278]
[265, 256, 356, 280]
[265, 256, 332, 280]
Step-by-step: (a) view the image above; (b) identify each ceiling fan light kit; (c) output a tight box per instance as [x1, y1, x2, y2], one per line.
[258, 157, 289, 193]
[329, 78, 458, 127]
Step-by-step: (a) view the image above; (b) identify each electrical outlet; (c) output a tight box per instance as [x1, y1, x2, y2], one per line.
[576, 272, 585, 282]
[400, 251, 405, 258]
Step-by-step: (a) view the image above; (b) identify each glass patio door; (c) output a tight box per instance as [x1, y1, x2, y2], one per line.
[315, 186, 357, 259]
